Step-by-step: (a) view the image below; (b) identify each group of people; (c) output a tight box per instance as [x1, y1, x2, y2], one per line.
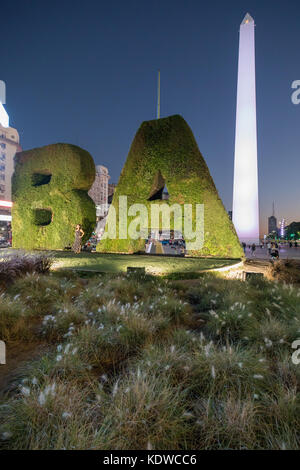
[242, 242, 257, 257]
[241, 240, 298, 260]
[72, 224, 298, 260]
[266, 241, 280, 259]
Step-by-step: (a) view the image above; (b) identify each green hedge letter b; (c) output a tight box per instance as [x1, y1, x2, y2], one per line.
[12, 143, 96, 250]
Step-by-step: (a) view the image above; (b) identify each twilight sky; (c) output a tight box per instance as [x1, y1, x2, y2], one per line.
[2, 0, 300, 235]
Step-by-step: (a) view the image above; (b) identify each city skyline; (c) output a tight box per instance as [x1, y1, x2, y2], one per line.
[1, 0, 300, 236]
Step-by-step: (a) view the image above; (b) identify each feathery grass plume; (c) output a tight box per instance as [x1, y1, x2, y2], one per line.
[0, 295, 33, 341]
[243, 317, 298, 358]
[8, 273, 65, 315]
[191, 395, 259, 449]
[257, 385, 300, 450]
[42, 301, 86, 341]
[92, 372, 190, 450]
[0, 379, 100, 450]
[204, 305, 257, 343]
[70, 318, 149, 371]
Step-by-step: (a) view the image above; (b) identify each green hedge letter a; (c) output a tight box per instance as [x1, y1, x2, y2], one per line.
[12, 143, 96, 250]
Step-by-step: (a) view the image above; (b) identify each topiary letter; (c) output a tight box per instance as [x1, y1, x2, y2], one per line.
[12, 143, 96, 250]
[97, 115, 243, 258]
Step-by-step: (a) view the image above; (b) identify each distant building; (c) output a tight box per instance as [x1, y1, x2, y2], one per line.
[88, 165, 110, 218]
[0, 100, 21, 243]
[268, 216, 277, 236]
[108, 182, 117, 204]
[268, 203, 277, 236]
[0, 111, 21, 204]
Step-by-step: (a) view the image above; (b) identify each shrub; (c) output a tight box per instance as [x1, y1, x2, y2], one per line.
[267, 260, 300, 284]
[8, 273, 64, 316]
[191, 396, 259, 449]
[0, 254, 53, 287]
[0, 378, 100, 450]
[257, 385, 299, 450]
[0, 295, 33, 341]
[94, 371, 189, 450]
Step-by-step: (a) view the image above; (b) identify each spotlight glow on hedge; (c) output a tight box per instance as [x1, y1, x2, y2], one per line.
[233, 13, 259, 244]
[0, 103, 9, 128]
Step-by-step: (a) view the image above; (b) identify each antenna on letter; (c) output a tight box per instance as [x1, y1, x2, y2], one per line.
[157, 70, 160, 119]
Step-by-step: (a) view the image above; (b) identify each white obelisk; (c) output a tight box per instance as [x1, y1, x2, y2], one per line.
[233, 13, 259, 244]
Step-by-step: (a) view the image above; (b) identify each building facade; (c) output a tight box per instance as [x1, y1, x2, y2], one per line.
[268, 215, 278, 236]
[0, 102, 20, 244]
[268, 203, 277, 236]
[0, 121, 20, 203]
[88, 165, 110, 218]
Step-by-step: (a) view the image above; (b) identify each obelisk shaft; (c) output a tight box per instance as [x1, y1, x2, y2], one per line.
[232, 13, 259, 244]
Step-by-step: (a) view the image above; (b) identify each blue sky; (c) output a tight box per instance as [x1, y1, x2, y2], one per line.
[2, 0, 300, 234]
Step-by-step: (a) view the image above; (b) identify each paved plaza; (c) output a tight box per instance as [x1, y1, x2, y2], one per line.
[244, 245, 300, 260]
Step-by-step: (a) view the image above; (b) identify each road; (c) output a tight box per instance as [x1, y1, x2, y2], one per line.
[2, 244, 300, 260]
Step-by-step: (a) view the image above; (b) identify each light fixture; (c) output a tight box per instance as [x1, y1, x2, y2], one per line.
[0, 200, 13, 208]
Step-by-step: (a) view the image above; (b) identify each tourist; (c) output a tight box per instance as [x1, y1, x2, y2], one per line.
[251, 243, 256, 257]
[72, 224, 84, 254]
[267, 241, 271, 255]
[270, 243, 279, 260]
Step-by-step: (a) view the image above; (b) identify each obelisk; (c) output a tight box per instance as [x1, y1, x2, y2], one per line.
[232, 13, 259, 244]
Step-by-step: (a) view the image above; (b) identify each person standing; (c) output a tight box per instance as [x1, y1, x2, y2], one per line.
[72, 224, 84, 254]
[267, 241, 271, 255]
[251, 243, 256, 257]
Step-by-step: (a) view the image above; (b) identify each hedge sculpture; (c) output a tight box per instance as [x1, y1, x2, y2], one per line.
[97, 115, 243, 258]
[12, 143, 96, 250]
